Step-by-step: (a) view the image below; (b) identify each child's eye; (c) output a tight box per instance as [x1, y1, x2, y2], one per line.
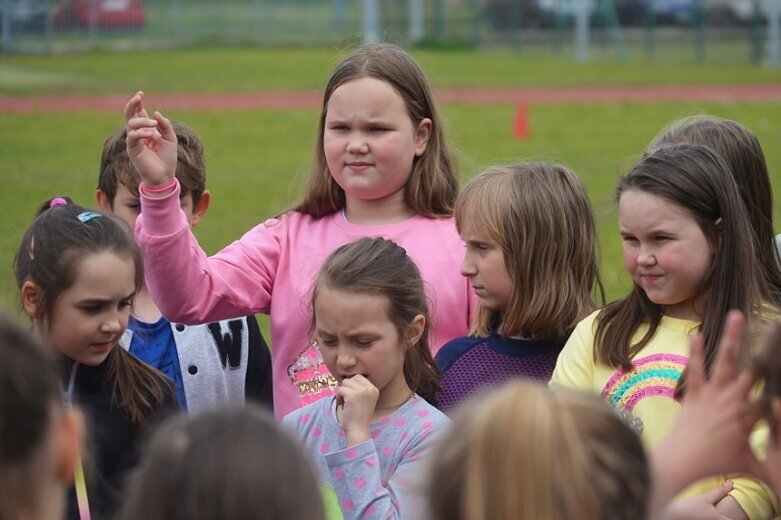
[654, 235, 669, 242]
[328, 125, 349, 132]
[119, 299, 133, 309]
[369, 127, 388, 133]
[318, 337, 337, 347]
[621, 235, 637, 243]
[79, 305, 102, 315]
[355, 339, 374, 347]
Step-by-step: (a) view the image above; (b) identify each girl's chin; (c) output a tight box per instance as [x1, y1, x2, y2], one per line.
[80, 348, 114, 366]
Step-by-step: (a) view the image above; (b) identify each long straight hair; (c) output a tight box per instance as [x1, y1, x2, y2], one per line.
[648, 114, 781, 304]
[295, 44, 458, 219]
[312, 237, 441, 404]
[14, 198, 172, 430]
[455, 163, 604, 341]
[595, 145, 772, 383]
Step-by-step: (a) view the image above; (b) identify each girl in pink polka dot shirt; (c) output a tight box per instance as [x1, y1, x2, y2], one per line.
[283, 238, 450, 519]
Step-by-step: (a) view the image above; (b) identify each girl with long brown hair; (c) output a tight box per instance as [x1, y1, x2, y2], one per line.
[15, 198, 176, 519]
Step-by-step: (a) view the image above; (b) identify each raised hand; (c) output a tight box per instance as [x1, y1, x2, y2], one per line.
[650, 311, 763, 513]
[674, 311, 762, 480]
[753, 322, 781, 497]
[123, 91, 178, 189]
[764, 398, 781, 496]
[336, 374, 379, 447]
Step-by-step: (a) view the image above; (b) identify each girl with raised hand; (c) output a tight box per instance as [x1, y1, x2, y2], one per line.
[283, 237, 450, 520]
[123, 44, 474, 417]
[14, 197, 176, 519]
[551, 145, 779, 520]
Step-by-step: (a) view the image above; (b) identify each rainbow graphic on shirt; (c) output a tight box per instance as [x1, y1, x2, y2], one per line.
[600, 353, 687, 412]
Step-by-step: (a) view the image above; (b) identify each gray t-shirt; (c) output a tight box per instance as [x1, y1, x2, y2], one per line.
[283, 394, 450, 519]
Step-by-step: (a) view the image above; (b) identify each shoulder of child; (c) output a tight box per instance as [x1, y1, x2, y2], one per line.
[434, 335, 486, 372]
[258, 209, 334, 230]
[584, 308, 606, 330]
[282, 397, 332, 430]
[405, 395, 451, 434]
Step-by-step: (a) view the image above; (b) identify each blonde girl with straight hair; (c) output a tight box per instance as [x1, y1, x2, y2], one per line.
[123, 44, 475, 418]
[435, 162, 603, 412]
[428, 380, 649, 520]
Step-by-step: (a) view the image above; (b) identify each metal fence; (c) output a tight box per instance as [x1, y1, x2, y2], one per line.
[1, 0, 779, 65]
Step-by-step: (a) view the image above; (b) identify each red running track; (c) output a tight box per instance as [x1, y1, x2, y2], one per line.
[2, 84, 781, 112]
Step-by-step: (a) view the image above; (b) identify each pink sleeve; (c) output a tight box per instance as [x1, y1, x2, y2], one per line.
[135, 183, 280, 324]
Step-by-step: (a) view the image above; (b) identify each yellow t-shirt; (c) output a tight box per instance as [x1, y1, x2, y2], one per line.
[551, 311, 778, 520]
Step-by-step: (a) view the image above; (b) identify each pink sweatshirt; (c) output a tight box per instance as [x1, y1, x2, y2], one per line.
[137, 185, 475, 417]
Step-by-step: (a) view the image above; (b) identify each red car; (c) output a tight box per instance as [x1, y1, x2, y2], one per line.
[53, 0, 145, 30]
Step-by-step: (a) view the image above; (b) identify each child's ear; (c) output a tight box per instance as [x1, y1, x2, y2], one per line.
[414, 119, 432, 157]
[95, 189, 112, 212]
[21, 281, 42, 320]
[712, 217, 723, 252]
[406, 314, 426, 348]
[55, 409, 85, 484]
[190, 189, 211, 227]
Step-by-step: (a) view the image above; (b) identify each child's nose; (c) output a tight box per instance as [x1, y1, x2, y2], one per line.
[346, 134, 369, 154]
[336, 349, 356, 370]
[460, 255, 476, 277]
[100, 314, 122, 333]
[637, 245, 656, 266]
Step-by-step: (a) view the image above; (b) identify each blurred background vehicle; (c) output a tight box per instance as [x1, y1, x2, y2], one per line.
[706, 0, 768, 24]
[615, 0, 696, 25]
[0, 0, 49, 33]
[53, 0, 145, 30]
[497, 0, 698, 28]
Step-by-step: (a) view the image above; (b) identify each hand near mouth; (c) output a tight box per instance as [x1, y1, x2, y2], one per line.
[336, 374, 379, 447]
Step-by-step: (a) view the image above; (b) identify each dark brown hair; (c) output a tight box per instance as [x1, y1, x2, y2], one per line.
[295, 44, 458, 218]
[0, 313, 62, 519]
[313, 237, 441, 404]
[14, 198, 171, 430]
[119, 405, 324, 520]
[596, 145, 772, 384]
[648, 114, 781, 303]
[455, 162, 604, 342]
[99, 120, 206, 207]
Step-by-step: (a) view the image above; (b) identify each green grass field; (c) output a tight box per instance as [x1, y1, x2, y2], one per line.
[2, 46, 781, 320]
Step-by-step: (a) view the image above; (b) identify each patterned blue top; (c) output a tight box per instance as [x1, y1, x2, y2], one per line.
[435, 331, 562, 414]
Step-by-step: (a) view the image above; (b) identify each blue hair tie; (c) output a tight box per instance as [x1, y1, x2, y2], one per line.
[77, 211, 102, 223]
